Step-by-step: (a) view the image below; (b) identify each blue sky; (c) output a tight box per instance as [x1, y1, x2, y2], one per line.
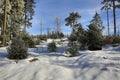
[27, 0, 120, 35]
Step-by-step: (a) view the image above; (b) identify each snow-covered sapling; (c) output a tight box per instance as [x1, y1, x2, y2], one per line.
[64, 42, 78, 57]
[48, 41, 57, 52]
[7, 37, 28, 59]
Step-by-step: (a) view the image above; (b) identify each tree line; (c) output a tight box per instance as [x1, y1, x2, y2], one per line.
[0, 0, 35, 46]
[0, 0, 120, 47]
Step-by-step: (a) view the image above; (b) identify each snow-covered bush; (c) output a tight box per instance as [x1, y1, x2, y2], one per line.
[7, 37, 28, 59]
[48, 41, 57, 52]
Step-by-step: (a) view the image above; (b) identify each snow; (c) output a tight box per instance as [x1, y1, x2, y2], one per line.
[0, 41, 120, 80]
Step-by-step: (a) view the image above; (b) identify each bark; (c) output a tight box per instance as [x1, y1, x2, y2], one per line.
[113, 0, 117, 36]
[107, 9, 110, 35]
[2, 0, 7, 46]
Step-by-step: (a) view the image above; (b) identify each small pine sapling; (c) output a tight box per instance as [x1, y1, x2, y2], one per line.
[48, 41, 57, 52]
[7, 37, 28, 59]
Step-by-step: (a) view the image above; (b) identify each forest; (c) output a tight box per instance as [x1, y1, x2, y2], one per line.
[0, 0, 120, 80]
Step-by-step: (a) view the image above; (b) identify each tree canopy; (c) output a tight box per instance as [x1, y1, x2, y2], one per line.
[65, 12, 81, 29]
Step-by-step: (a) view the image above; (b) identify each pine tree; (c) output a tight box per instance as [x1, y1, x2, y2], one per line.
[2, 0, 7, 46]
[87, 23, 104, 50]
[64, 12, 81, 56]
[0, 0, 11, 46]
[48, 41, 57, 52]
[87, 12, 104, 50]
[101, 0, 120, 35]
[101, 2, 111, 35]
[0, 12, 3, 39]
[75, 23, 87, 49]
[7, 37, 28, 59]
[65, 12, 81, 41]
[65, 12, 81, 33]
[90, 12, 104, 30]
[10, 0, 25, 37]
[0, 0, 35, 46]
[23, 0, 35, 32]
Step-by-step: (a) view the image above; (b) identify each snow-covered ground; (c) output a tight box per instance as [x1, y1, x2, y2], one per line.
[0, 42, 120, 80]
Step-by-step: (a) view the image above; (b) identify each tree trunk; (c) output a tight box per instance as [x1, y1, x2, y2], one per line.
[2, 0, 7, 46]
[40, 19, 42, 35]
[107, 9, 110, 35]
[24, 2, 27, 33]
[113, 0, 117, 36]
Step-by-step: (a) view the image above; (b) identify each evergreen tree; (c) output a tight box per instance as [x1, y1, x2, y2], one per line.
[65, 42, 78, 57]
[87, 23, 104, 50]
[20, 32, 35, 48]
[2, 0, 7, 46]
[0, 0, 35, 46]
[0, 12, 3, 36]
[65, 12, 81, 33]
[65, 12, 81, 41]
[75, 23, 87, 48]
[87, 12, 104, 50]
[48, 41, 57, 52]
[0, 0, 4, 12]
[23, 0, 35, 32]
[64, 12, 81, 56]
[7, 37, 28, 59]
[0, 0, 11, 46]
[101, 2, 111, 35]
[10, 0, 25, 37]
[101, 0, 120, 35]
[90, 12, 104, 30]
[68, 32, 77, 42]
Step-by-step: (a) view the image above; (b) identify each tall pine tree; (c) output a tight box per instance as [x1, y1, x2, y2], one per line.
[101, 2, 111, 35]
[0, 0, 35, 46]
[101, 0, 120, 35]
[87, 12, 104, 50]
[23, 0, 35, 32]
[0, 0, 11, 46]
[65, 12, 81, 33]
[90, 12, 104, 30]
[87, 24, 104, 50]
[9, 0, 25, 37]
